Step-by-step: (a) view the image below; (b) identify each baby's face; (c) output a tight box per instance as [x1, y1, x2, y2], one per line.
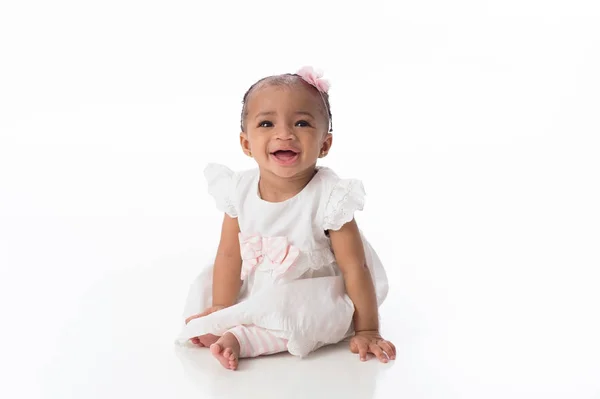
[240, 84, 332, 179]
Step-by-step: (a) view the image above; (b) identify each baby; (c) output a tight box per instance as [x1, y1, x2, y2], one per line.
[177, 66, 395, 370]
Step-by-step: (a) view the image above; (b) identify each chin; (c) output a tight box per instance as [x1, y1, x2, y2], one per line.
[270, 166, 303, 179]
[272, 163, 319, 179]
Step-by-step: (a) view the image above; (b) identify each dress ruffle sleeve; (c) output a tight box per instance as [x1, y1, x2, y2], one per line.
[204, 163, 239, 217]
[322, 178, 366, 231]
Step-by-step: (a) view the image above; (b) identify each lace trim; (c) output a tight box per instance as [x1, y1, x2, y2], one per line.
[305, 247, 336, 270]
[205, 163, 238, 217]
[323, 179, 365, 231]
[222, 196, 236, 217]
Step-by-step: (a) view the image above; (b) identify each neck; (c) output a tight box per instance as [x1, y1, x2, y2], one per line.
[258, 166, 317, 202]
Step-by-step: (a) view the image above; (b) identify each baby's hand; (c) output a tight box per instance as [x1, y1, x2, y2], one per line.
[185, 305, 227, 325]
[349, 330, 396, 363]
[185, 305, 227, 347]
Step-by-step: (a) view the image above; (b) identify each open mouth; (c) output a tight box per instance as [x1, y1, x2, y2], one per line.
[270, 150, 300, 165]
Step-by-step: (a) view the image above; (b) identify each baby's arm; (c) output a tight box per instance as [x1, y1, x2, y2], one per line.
[328, 219, 378, 331]
[328, 219, 396, 362]
[185, 214, 242, 327]
[212, 213, 243, 307]
[185, 214, 242, 346]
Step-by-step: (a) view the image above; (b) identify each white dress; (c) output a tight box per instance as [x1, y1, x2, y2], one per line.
[176, 163, 389, 357]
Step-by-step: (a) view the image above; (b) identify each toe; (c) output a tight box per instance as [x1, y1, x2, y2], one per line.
[209, 343, 222, 355]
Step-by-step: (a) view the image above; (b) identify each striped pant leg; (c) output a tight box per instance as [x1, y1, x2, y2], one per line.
[226, 325, 288, 358]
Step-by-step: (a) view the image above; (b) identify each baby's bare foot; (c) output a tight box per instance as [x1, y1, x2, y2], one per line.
[210, 332, 240, 370]
[190, 334, 219, 347]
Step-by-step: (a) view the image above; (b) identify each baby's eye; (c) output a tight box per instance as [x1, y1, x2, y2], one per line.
[258, 120, 273, 128]
[295, 120, 311, 127]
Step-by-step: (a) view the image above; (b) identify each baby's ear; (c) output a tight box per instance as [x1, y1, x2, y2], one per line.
[320, 133, 333, 156]
[239, 132, 252, 157]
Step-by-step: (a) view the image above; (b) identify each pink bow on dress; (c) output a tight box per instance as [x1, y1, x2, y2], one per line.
[239, 233, 300, 280]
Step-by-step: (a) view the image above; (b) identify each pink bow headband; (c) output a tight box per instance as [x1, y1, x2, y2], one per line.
[296, 66, 330, 93]
[296, 66, 333, 132]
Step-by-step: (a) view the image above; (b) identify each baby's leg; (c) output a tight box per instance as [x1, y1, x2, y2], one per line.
[229, 325, 288, 357]
[210, 325, 288, 370]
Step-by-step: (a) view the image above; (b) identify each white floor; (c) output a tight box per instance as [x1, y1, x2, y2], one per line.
[2, 1, 600, 398]
[1, 148, 599, 399]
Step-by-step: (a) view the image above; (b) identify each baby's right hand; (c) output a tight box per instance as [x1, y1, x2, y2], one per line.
[185, 305, 228, 347]
[185, 305, 227, 325]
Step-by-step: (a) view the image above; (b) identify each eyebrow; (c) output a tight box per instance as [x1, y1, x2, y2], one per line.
[254, 111, 315, 119]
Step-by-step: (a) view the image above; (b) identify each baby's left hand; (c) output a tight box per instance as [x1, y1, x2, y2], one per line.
[349, 330, 396, 363]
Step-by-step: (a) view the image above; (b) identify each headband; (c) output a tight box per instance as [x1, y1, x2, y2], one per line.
[296, 66, 333, 132]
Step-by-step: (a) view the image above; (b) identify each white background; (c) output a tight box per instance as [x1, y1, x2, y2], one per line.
[1, 1, 599, 398]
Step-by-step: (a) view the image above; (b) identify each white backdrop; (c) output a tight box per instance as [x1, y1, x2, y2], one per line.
[1, 1, 599, 398]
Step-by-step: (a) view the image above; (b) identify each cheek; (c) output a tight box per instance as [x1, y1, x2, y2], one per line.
[300, 136, 322, 154]
[302, 134, 321, 149]
[247, 135, 268, 151]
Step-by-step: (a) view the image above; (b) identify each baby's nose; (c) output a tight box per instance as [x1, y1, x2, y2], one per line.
[274, 125, 294, 139]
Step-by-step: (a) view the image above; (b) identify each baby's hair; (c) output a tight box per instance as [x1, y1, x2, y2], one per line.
[240, 73, 333, 133]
